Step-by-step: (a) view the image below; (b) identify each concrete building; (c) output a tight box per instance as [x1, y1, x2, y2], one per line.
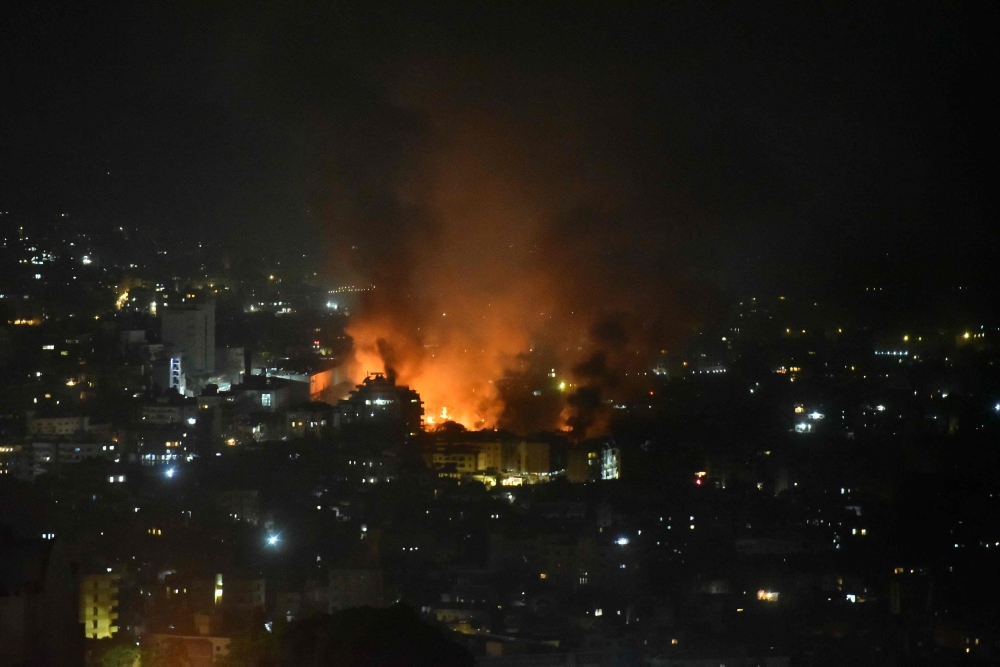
[426, 441, 504, 476]
[0, 445, 30, 479]
[287, 402, 335, 438]
[216, 490, 260, 525]
[79, 573, 119, 639]
[139, 397, 198, 426]
[328, 569, 385, 611]
[0, 537, 83, 667]
[161, 303, 216, 375]
[505, 441, 551, 475]
[431, 446, 480, 478]
[140, 400, 199, 425]
[267, 364, 350, 403]
[233, 375, 306, 414]
[31, 442, 117, 476]
[476, 441, 503, 471]
[600, 443, 620, 480]
[150, 352, 186, 396]
[334, 373, 423, 435]
[565, 449, 594, 483]
[27, 416, 90, 437]
[146, 632, 230, 667]
[222, 578, 265, 617]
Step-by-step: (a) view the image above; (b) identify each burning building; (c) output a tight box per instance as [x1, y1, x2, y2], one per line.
[334, 373, 424, 436]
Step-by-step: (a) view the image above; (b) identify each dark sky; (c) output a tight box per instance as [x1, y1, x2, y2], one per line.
[2, 1, 995, 296]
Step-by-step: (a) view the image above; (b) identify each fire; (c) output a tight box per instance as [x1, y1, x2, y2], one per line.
[346, 303, 529, 429]
[331, 105, 689, 436]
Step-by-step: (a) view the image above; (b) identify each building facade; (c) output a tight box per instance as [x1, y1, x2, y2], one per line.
[161, 303, 216, 375]
[80, 573, 119, 639]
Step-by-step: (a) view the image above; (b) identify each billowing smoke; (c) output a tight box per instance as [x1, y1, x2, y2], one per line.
[313, 61, 704, 437]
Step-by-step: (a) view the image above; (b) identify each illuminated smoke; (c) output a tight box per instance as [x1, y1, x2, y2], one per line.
[317, 68, 699, 436]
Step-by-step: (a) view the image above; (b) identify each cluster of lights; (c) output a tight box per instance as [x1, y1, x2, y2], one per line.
[329, 285, 373, 293]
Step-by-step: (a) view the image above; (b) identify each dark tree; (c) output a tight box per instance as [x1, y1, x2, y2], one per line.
[279, 605, 474, 667]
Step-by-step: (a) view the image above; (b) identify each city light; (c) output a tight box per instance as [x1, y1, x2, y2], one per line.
[2, 9, 993, 659]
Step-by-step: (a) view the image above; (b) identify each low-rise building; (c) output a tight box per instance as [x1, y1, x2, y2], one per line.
[328, 569, 385, 612]
[140, 399, 199, 425]
[287, 402, 335, 439]
[31, 441, 117, 475]
[27, 415, 90, 436]
[146, 633, 230, 667]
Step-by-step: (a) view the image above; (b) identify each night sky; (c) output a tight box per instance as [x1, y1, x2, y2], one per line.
[2, 1, 995, 295]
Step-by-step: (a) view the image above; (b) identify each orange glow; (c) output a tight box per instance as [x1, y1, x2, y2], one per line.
[346, 297, 533, 429]
[334, 103, 695, 435]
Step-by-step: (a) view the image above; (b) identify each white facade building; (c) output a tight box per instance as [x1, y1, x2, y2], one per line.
[161, 303, 216, 375]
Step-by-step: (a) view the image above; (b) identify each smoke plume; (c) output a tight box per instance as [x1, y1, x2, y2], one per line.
[315, 61, 701, 436]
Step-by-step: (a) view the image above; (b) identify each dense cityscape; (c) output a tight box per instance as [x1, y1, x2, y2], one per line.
[2, 2, 995, 666]
[2, 211, 997, 666]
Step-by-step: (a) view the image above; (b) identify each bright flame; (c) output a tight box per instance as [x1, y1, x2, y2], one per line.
[346, 303, 530, 428]
[337, 108, 690, 435]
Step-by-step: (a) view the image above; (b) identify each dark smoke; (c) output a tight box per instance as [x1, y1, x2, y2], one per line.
[566, 386, 603, 435]
[310, 40, 716, 435]
[375, 339, 399, 383]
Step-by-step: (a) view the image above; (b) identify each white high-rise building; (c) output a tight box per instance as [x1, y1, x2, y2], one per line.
[161, 303, 215, 375]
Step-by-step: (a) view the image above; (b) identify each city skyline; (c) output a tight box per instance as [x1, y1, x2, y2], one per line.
[1, 2, 998, 666]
